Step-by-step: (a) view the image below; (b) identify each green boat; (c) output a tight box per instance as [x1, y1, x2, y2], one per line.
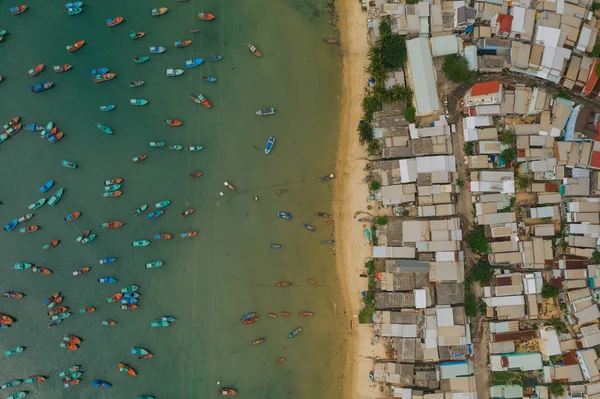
[59, 365, 80, 378]
[4, 347, 24, 356]
[50, 312, 72, 320]
[6, 392, 27, 399]
[61, 160, 78, 169]
[67, 7, 82, 15]
[133, 204, 148, 215]
[47, 188, 64, 206]
[28, 198, 46, 210]
[132, 240, 150, 247]
[105, 184, 121, 192]
[63, 371, 82, 381]
[145, 260, 163, 269]
[151, 320, 169, 327]
[96, 123, 113, 134]
[139, 396, 155, 399]
[13, 262, 32, 270]
[134, 56, 149, 64]
[155, 200, 170, 208]
[81, 234, 96, 244]
[150, 141, 165, 148]
[120, 285, 139, 293]
[23, 376, 43, 384]
[130, 98, 148, 106]
[1, 379, 23, 389]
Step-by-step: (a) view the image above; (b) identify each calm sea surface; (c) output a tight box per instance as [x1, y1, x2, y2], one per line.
[0, 0, 346, 397]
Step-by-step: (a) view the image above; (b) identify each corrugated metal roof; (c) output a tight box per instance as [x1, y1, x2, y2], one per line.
[406, 38, 440, 115]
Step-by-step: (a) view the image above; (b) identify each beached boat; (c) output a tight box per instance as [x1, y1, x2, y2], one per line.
[92, 380, 112, 389]
[64, 211, 80, 222]
[133, 154, 147, 163]
[166, 68, 184, 77]
[145, 260, 163, 269]
[202, 75, 217, 83]
[99, 277, 117, 284]
[189, 145, 203, 152]
[288, 327, 302, 338]
[132, 240, 151, 247]
[26, 123, 44, 131]
[248, 44, 262, 57]
[277, 281, 292, 287]
[66, 40, 85, 52]
[101, 221, 124, 228]
[106, 293, 122, 304]
[209, 54, 222, 61]
[133, 204, 148, 215]
[102, 319, 117, 326]
[131, 347, 153, 359]
[67, 7, 82, 15]
[10, 5, 27, 14]
[47, 188, 64, 206]
[4, 219, 18, 232]
[197, 12, 215, 20]
[2, 292, 24, 299]
[19, 226, 39, 234]
[180, 231, 197, 238]
[48, 306, 67, 316]
[18, 213, 33, 223]
[121, 304, 139, 310]
[265, 137, 275, 154]
[170, 144, 183, 150]
[270, 244, 284, 249]
[39, 180, 54, 193]
[60, 342, 78, 351]
[24, 376, 45, 384]
[174, 40, 192, 48]
[134, 56, 149, 64]
[322, 173, 335, 181]
[185, 58, 203, 68]
[5, 392, 27, 399]
[31, 82, 54, 93]
[5, 347, 24, 356]
[164, 118, 182, 127]
[151, 320, 169, 327]
[219, 388, 237, 396]
[150, 141, 165, 148]
[277, 212, 292, 220]
[299, 311, 313, 317]
[80, 307, 95, 313]
[180, 208, 194, 217]
[154, 233, 172, 240]
[28, 64, 44, 77]
[59, 366, 80, 378]
[130, 98, 148, 106]
[100, 104, 116, 111]
[99, 257, 117, 264]
[93, 72, 116, 83]
[151, 7, 168, 15]
[106, 17, 124, 27]
[147, 210, 164, 219]
[61, 160, 78, 168]
[91, 68, 109, 75]
[81, 234, 96, 244]
[129, 80, 144, 88]
[155, 200, 170, 208]
[256, 108, 275, 116]
[149, 46, 165, 54]
[304, 224, 315, 231]
[72, 267, 90, 277]
[103, 191, 122, 198]
[53, 64, 72, 73]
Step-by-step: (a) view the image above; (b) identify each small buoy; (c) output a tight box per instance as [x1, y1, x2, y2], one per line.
[219, 192, 224, 196]
[254, 196, 258, 201]
[217, 381, 221, 385]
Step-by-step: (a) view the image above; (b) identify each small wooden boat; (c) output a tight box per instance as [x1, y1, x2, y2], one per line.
[189, 145, 203, 152]
[145, 260, 163, 269]
[103, 190, 122, 198]
[166, 68, 184, 77]
[77, 230, 91, 242]
[2, 115, 19, 130]
[26, 123, 44, 131]
[174, 40, 192, 48]
[44, 292, 59, 305]
[102, 319, 117, 326]
[322, 173, 335, 181]
[10, 5, 27, 14]
[80, 307, 96, 313]
[3, 291, 24, 299]
[130, 31, 145, 40]
[248, 44, 262, 57]
[64, 211, 80, 222]
[256, 108, 275, 116]
[64, 379, 80, 388]
[149, 46, 165, 54]
[251, 338, 266, 346]
[48, 296, 63, 308]
[72, 267, 90, 277]
[0, 315, 14, 325]
[185, 58, 203, 68]
[276, 357, 286, 365]
[267, 313, 277, 318]
[288, 327, 302, 338]
[147, 210, 164, 219]
[242, 317, 258, 325]
[150, 141, 165, 148]
[105, 177, 123, 185]
[105, 184, 121, 192]
[99, 257, 117, 264]
[65, 2, 83, 8]
[223, 181, 235, 190]
[202, 75, 217, 82]
[4, 219, 18, 232]
[4, 347, 24, 356]
[60, 342, 78, 351]
[241, 313, 256, 321]
[100, 104, 116, 111]
[66, 40, 85, 52]
[48, 188, 64, 206]
[130, 98, 148, 106]
[180, 208, 194, 217]
[81, 234, 96, 244]
[61, 160, 78, 168]
[92, 380, 112, 389]
[133, 154, 147, 163]
[134, 56, 149, 64]
[197, 12, 215, 20]
[24, 376, 45, 384]
[19, 225, 39, 234]
[131, 347, 153, 359]
[18, 213, 33, 223]
[164, 118, 182, 127]
[151, 7, 167, 16]
[106, 17, 124, 27]
[93, 72, 116, 83]
[101, 221, 124, 228]
[53, 64, 72, 73]
[28, 64, 44, 77]
[133, 204, 148, 215]
[59, 366, 80, 378]
[31, 82, 54, 93]
[189, 172, 203, 177]
[299, 312, 313, 317]
[31, 266, 52, 274]
[5, 392, 27, 399]
[278, 212, 292, 220]
[265, 137, 275, 154]
[209, 54, 222, 61]
[304, 224, 316, 232]
[189, 93, 211, 108]
[277, 281, 292, 287]
[162, 315, 176, 322]
[151, 320, 169, 327]
[67, 7, 82, 15]
[270, 244, 284, 249]
[155, 200, 170, 209]
[129, 80, 144, 88]
[280, 311, 291, 317]
[180, 231, 197, 238]
[121, 304, 139, 310]
[154, 233, 172, 240]
[321, 239, 335, 244]
[106, 293, 123, 304]
[190, 28, 200, 32]
[219, 388, 237, 396]
[48, 306, 68, 316]
[91, 68, 109, 75]
[307, 279, 317, 284]
[99, 276, 117, 284]
[170, 144, 183, 150]
[132, 239, 150, 247]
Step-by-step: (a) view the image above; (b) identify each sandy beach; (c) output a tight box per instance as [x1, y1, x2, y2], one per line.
[334, 1, 387, 397]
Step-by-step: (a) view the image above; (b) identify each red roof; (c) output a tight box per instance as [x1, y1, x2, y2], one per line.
[497, 14, 513, 33]
[471, 81, 500, 97]
[583, 60, 599, 96]
[590, 150, 600, 169]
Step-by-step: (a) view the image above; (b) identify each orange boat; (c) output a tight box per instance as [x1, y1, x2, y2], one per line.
[81, 307, 96, 313]
[248, 44, 262, 57]
[11, 5, 27, 14]
[93, 72, 116, 83]
[164, 118, 182, 127]
[276, 282, 292, 287]
[0, 315, 14, 325]
[28, 64, 44, 77]
[26, 376, 45, 383]
[53, 64, 72, 73]
[197, 12, 215, 20]
[180, 208, 194, 217]
[102, 319, 118, 326]
[180, 231, 197, 238]
[279, 311, 291, 317]
[32, 266, 52, 274]
[105, 177, 123, 184]
[64, 211, 81, 222]
[48, 306, 68, 316]
[106, 16, 124, 27]
[64, 379, 80, 388]
[66, 40, 85, 52]
[299, 312, 313, 317]
[106, 293, 123, 304]
[324, 220, 334, 226]
[50, 297, 63, 307]
[307, 279, 317, 284]
[72, 267, 90, 276]
[20, 225, 39, 234]
[189, 172, 203, 177]
[156, 233, 172, 240]
[102, 221, 124, 228]
[3, 291, 24, 299]
[104, 190, 122, 197]
[64, 335, 81, 344]
[61, 342, 78, 351]
[267, 313, 277, 318]
[45, 292, 59, 304]
[121, 304, 138, 310]
[130, 31, 145, 40]
[133, 154, 147, 163]
[242, 317, 258, 325]
[276, 357, 286, 365]
[118, 363, 137, 376]
[174, 39, 192, 48]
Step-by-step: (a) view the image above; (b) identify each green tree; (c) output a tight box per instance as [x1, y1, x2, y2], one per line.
[556, 89, 572, 101]
[376, 216, 388, 225]
[456, 179, 465, 188]
[380, 35, 407, 70]
[369, 180, 381, 191]
[500, 148, 516, 163]
[469, 262, 494, 284]
[548, 381, 565, 398]
[404, 106, 416, 123]
[594, 2, 600, 10]
[362, 96, 379, 121]
[463, 142, 474, 156]
[592, 42, 600, 57]
[593, 250, 600, 264]
[442, 54, 476, 83]
[500, 130, 516, 145]
[358, 121, 374, 145]
[367, 45, 386, 82]
[465, 293, 478, 317]
[389, 84, 413, 103]
[516, 173, 533, 191]
[366, 140, 381, 156]
[550, 317, 569, 334]
[378, 20, 392, 38]
[479, 301, 488, 316]
[468, 228, 490, 254]
[542, 284, 560, 299]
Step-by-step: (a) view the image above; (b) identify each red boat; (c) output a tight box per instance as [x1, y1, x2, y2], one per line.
[64, 379, 80, 388]
[276, 357, 286, 365]
[133, 154, 147, 163]
[242, 317, 258, 325]
[156, 233, 172, 240]
[28, 64, 44, 77]
[180, 231, 197, 238]
[106, 16, 124, 27]
[32, 266, 52, 274]
[48, 306, 68, 316]
[66, 40, 85, 52]
[102, 221, 124, 228]
[105, 177, 123, 184]
[93, 72, 116, 83]
[324, 220, 334, 226]
[118, 363, 137, 376]
[11, 5, 27, 14]
[198, 12, 215, 20]
[0, 314, 14, 325]
[219, 388, 237, 396]
[189, 172, 203, 177]
[81, 307, 96, 313]
[164, 118, 182, 127]
[3, 291, 24, 299]
[279, 311, 291, 317]
[49, 296, 63, 307]
[121, 304, 138, 310]
[103, 319, 117, 326]
[61, 342, 78, 351]
[72, 267, 90, 276]
[44, 292, 59, 304]
[63, 335, 81, 344]
[106, 293, 123, 304]
[20, 225, 39, 233]
[51, 131, 64, 143]
[299, 312, 313, 317]
[174, 39, 192, 48]
[64, 211, 81, 222]
[104, 190, 122, 197]
[277, 282, 292, 287]
[26, 376, 45, 383]
[248, 44, 262, 58]
[180, 208, 194, 217]
[53, 64, 72, 73]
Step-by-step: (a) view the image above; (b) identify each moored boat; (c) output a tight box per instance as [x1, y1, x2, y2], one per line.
[155, 200, 170, 208]
[166, 68, 184, 77]
[151, 7, 168, 16]
[132, 240, 151, 247]
[265, 137, 275, 154]
[197, 12, 215, 20]
[130, 98, 148, 106]
[65, 2, 83, 8]
[149, 141, 165, 148]
[267, 313, 277, 318]
[99, 257, 117, 264]
[60, 342, 78, 351]
[58, 365, 80, 378]
[180, 208, 194, 217]
[145, 260, 163, 269]
[47, 296, 63, 308]
[104, 184, 121, 192]
[188, 145, 203, 152]
[10, 5, 27, 14]
[93, 72, 116, 83]
[322, 173, 335, 181]
[164, 118, 182, 127]
[185, 58, 203, 68]
[24, 376, 45, 384]
[133, 154, 147, 163]
[72, 267, 90, 277]
[121, 303, 139, 310]
[188, 93, 211, 108]
[64, 379, 80, 388]
[270, 244, 284, 249]
[61, 160, 78, 168]
[219, 388, 237, 396]
[80, 307, 96, 313]
[304, 224, 315, 231]
[99, 277, 117, 284]
[189, 172, 203, 177]
[5, 392, 27, 399]
[162, 315, 176, 322]
[248, 44, 262, 57]
[105, 177, 123, 185]
[120, 285, 139, 293]
[276, 357, 286, 364]
[28, 64, 44, 77]
[4, 346, 24, 356]
[19, 226, 39, 234]
[174, 39, 192, 48]
[106, 17, 124, 27]
[307, 279, 317, 284]
[277, 212, 292, 220]
[26, 123, 44, 131]
[67, 7, 82, 15]
[81, 233, 96, 244]
[170, 144, 183, 150]
[130, 31, 145, 40]
[202, 75, 217, 83]
[92, 380, 112, 389]
[242, 313, 257, 322]
[102, 319, 117, 326]
[277, 281, 292, 287]
[44, 292, 59, 305]
[149, 46, 165, 54]
[134, 56, 149, 64]
[133, 204, 148, 215]
[101, 221, 124, 228]
[280, 311, 291, 317]
[288, 327, 302, 338]
[66, 40, 85, 52]
[105, 293, 122, 304]
[48, 188, 65, 206]
[53, 64, 72, 73]
[131, 347, 153, 359]
[321, 239, 335, 244]
[76, 230, 91, 242]
[100, 104, 116, 111]
[242, 317, 258, 325]
[223, 181, 235, 190]
[147, 210, 164, 219]
[39, 180, 54, 193]
[151, 320, 169, 327]
[0, 314, 14, 325]
[64, 211, 80, 222]
[154, 233, 172, 240]
[2, 291, 24, 299]
[4, 219, 18, 232]
[209, 54, 222, 61]
[256, 108, 275, 116]
[180, 231, 197, 238]
[18, 213, 33, 223]
[31, 82, 54, 93]
[129, 80, 144, 88]
[31, 266, 52, 274]
[299, 311, 313, 317]
[48, 306, 67, 315]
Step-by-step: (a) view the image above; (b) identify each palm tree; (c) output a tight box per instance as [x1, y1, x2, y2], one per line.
[515, 173, 532, 191]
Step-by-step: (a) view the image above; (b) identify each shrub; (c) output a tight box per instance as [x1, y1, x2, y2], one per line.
[465, 293, 478, 317]
[369, 180, 381, 191]
[541, 284, 560, 299]
[362, 96, 379, 121]
[500, 148, 516, 163]
[550, 317, 569, 334]
[593, 250, 600, 264]
[548, 382, 565, 398]
[500, 130, 516, 145]
[456, 179, 465, 188]
[467, 228, 490, 254]
[376, 216, 388, 225]
[404, 106, 416, 123]
[442, 54, 476, 83]
[591, 42, 600, 58]
[479, 301, 488, 316]
[358, 121, 374, 145]
[463, 142, 474, 156]
[594, 2, 600, 10]
[366, 140, 381, 156]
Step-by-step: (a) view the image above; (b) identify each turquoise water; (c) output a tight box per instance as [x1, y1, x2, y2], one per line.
[0, 0, 346, 397]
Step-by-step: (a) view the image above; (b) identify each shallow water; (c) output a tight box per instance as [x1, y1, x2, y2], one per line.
[0, 0, 346, 397]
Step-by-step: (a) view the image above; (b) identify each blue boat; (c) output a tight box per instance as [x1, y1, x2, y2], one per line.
[39, 180, 54, 193]
[185, 58, 203, 68]
[209, 54, 222, 61]
[98, 276, 117, 284]
[99, 257, 117, 264]
[277, 212, 292, 220]
[91, 68, 109, 75]
[92, 380, 111, 389]
[100, 104, 115, 112]
[270, 244, 284, 249]
[147, 210, 164, 219]
[265, 137, 275, 154]
[4, 219, 18, 232]
[120, 297, 138, 305]
[288, 327, 302, 339]
[123, 292, 139, 298]
[202, 75, 217, 83]
[31, 82, 54, 93]
[65, 1, 83, 7]
[25, 123, 44, 131]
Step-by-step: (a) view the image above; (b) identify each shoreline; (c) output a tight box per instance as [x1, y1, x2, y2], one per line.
[334, 1, 387, 398]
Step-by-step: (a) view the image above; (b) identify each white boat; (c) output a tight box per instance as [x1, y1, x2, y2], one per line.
[166, 68, 184, 77]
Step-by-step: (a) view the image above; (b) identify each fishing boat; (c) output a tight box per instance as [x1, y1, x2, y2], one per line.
[321, 239, 335, 245]
[0, 314, 14, 324]
[188, 172, 203, 179]
[130, 98, 148, 106]
[100, 104, 116, 111]
[31, 82, 54, 93]
[99, 277, 117, 284]
[133, 154, 147, 163]
[102, 319, 117, 326]
[307, 279, 317, 284]
[265, 137, 275, 154]
[67, 7, 82, 15]
[63, 372, 82, 383]
[18, 213, 33, 223]
[270, 244, 284, 249]
[267, 313, 277, 318]
[145, 260, 163, 269]
[66, 40, 85, 52]
[72, 267, 90, 277]
[288, 327, 302, 338]
[48, 306, 67, 315]
[32, 266, 52, 274]
[170, 144, 183, 150]
[24, 376, 45, 384]
[19, 226, 39, 234]
[185, 58, 203, 68]
[64, 379, 80, 388]
[277, 281, 292, 287]
[134, 56, 149, 64]
[248, 44, 262, 57]
[129, 80, 144, 88]
[132, 239, 151, 247]
[81, 234, 96, 244]
[65, 2, 83, 8]
[10, 5, 27, 14]
[154, 233, 172, 240]
[162, 315, 176, 322]
[149, 46, 165, 54]
[133, 204, 148, 215]
[91, 68, 109, 75]
[121, 304, 139, 310]
[28, 64, 44, 77]
[124, 292, 140, 298]
[189, 145, 203, 152]
[99, 257, 117, 264]
[151, 320, 169, 327]
[39, 180, 54, 193]
[197, 12, 215, 20]
[4, 219, 18, 232]
[277, 212, 292, 220]
[131, 347, 153, 359]
[44, 292, 59, 305]
[5, 392, 27, 399]
[59, 366, 80, 378]
[276, 357, 286, 365]
[139, 396, 155, 399]
[299, 312, 313, 317]
[180, 209, 194, 217]
[209, 54, 222, 61]
[180, 231, 197, 238]
[219, 388, 237, 396]
[256, 108, 275, 116]
[280, 311, 291, 317]
[101, 221, 124, 228]
[322, 173, 335, 181]
[202, 75, 217, 82]
[60, 342, 78, 351]
[76, 230, 90, 242]
[105, 177, 123, 185]
[47, 188, 64, 206]
[164, 118, 182, 127]
[92, 380, 112, 389]
[26, 123, 44, 131]
[106, 17, 124, 27]
[105, 184, 121, 192]
[93, 72, 116, 83]
[155, 200, 170, 208]
[147, 210, 164, 219]
[2, 292, 23, 299]
[151, 7, 168, 16]
[130, 31, 145, 40]
[189, 93, 211, 108]
[80, 307, 96, 313]
[47, 296, 63, 308]
[2, 116, 19, 130]
[150, 141, 165, 148]
[106, 293, 122, 304]
[5, 347, 24, 356]
[53, 64, 72, 73]
[304, 224, 315, 231]
[174, 40, 192, 48]
[166, 68, 184, 78]
[251, 338, 266, 346]
[61, 160, 78, 168]
[64, 211, 80, 222]
[242, 317, 258, 325]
